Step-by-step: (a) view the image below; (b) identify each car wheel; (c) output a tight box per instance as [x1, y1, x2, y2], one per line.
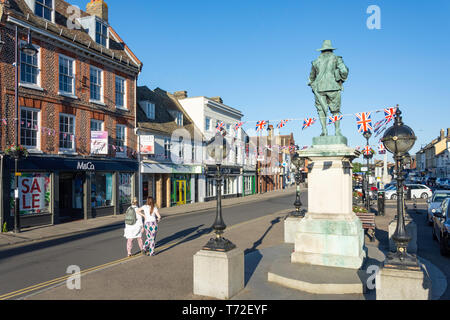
[421, 193, 429, 199]
[432, 226, 438, 241]
[391, 194, 397, 200]
[440, 234, 449, 256]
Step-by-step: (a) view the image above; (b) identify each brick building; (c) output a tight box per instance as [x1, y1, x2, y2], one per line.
[0, 0, 142, 230]
[254, 128, 296, 194]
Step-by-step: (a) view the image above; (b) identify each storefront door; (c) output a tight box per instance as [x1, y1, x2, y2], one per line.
[176, 180, 186, 205]
[59, 172, 84, 222]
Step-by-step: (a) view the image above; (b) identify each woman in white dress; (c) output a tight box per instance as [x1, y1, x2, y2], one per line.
[140, 196, 161, 256]
[123, 198, 145, 257]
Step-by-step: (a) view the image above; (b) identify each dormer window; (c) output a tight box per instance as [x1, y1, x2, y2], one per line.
[35, 0, 53, 21]
[169, 110, 183, 126]
[141, 101, 155, 120]
[96, 20, 108, 47]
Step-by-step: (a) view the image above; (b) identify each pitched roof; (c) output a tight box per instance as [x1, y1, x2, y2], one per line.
[4, 0, 142, 72]
[137, 86, 203, 141]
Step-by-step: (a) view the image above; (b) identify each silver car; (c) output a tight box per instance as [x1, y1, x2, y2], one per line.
[426, 190, 450, 225]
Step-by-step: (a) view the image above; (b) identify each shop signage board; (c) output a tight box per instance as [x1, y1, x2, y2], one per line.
[140, 135, 155, 155]
[91, 131, 108, 155]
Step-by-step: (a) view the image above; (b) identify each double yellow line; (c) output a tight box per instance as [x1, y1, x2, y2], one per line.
[0, 254, 142, 300]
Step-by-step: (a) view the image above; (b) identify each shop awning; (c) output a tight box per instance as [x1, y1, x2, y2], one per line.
[141, 162, 202, 174]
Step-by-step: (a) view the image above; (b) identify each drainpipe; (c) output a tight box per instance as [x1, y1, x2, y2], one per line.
[0, 154, 3, 232]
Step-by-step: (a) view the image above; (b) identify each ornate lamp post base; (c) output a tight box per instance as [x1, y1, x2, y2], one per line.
[203, 234, 236, 252]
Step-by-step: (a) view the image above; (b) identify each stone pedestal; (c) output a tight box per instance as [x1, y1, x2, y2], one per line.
[376, 264, 432, 300]
[193, 248, 244, 299]
[284, 216, 304, 243]
[389, 217, 417, 253]
[291, 141, 366, 269]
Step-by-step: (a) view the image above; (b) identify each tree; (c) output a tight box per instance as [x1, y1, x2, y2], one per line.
[353, 162, 363, 173]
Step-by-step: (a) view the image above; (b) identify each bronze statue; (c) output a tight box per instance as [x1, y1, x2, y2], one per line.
[308, 40, 349, 137]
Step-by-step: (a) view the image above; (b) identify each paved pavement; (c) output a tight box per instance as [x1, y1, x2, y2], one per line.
[0, 186, 296, 248]
[1, 192, 448, 300]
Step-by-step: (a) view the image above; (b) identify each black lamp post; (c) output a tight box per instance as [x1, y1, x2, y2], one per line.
[363, 130, 373, 211]
[12, 27, 38, 233]
[381, 108, 418, 267]
[291, 153, 305, 217]
[203, 131, 236, 252]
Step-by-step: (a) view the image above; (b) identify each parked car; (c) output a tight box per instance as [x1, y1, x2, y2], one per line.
[385, 186, 407, 200]
[405, 184, 433, 199]
[426, 190, 450, 225]
[432, 197, 450, 256]
[437, 178, 450, 190]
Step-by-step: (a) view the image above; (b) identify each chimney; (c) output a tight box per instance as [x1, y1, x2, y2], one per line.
[210, 97, 223, 104]
[440, 129, 445, 140]
[173, 91, 187, 100]
[447, 128, 450, 138]
[86, 0, 108, 22]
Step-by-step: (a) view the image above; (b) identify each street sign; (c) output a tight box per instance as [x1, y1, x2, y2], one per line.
[361, 168, 368, 172]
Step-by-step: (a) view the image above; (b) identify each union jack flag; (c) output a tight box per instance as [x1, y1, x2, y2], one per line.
[301, 146, 308, 150]
[234, 121, 244, 131]
[256, 120, 267, 132]
[328, 115, 343, 125]
[277, 119, 289, 129]
[384, 107, 397, 122]
[302, 118, 316, 130]
[216, 121, 225, 132]
[356, 112, 373, 133]
[378, 144, 386, 154]
[363, 145, 373, 156]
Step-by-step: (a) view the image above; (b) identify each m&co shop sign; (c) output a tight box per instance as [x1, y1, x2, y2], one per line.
[18, 174, 51, 215]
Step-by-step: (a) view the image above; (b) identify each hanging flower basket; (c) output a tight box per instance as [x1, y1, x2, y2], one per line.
[5, 145, 29, 159]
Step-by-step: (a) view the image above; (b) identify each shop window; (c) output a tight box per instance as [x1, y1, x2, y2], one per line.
[119, 173, 132, 206]
[207, 179, 215, 198]
[11, 173, 51, 216]
[91, 172, 113, 208]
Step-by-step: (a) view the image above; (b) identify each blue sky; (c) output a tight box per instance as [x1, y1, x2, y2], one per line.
[72, 0, 450, 162]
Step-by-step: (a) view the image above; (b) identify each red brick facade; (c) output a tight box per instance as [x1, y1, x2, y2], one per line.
[0, 27, 138, 158]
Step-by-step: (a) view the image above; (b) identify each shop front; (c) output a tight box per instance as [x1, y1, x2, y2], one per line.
[243, 173, 256, 196]
[141, 162, 202, 208]
[2, 156, 137, 230]
[204, 166, 242, 201]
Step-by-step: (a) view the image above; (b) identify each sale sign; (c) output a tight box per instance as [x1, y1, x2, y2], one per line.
[19, 176, 47, 212]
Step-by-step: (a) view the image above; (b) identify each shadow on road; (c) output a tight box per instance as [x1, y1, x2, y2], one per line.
[243, 216, 282, 285]
[155, 225, 213, 255]
[0, 223, 124, 261]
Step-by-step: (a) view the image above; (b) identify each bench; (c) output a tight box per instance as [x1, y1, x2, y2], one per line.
[354, 212, 376, 242]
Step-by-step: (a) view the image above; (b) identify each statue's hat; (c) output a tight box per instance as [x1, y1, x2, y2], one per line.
[316, 40, 336, 52]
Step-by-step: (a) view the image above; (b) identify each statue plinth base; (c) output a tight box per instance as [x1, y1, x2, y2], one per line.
[312, 135, 348, 146]
[291, 141, 366, 269]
